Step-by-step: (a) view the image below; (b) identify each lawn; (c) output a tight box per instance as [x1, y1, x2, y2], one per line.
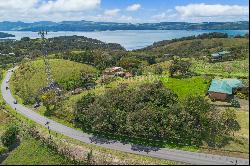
[235, 111, 249, 139]
[160, 76, 211, 101]
[3, 137, 74, 165]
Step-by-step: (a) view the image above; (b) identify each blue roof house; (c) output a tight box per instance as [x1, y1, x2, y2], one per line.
[208, 79, 243, 101]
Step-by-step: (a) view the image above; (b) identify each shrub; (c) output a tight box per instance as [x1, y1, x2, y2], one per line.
[169, 58, 192, 77]
[230, 99, 240, 108]
[154, 66, 163, 75]
[236, 92, 248, 100]
[75, 82, 240, 146]
[1, 124, 20, 148]
[0, 146, 8, 154]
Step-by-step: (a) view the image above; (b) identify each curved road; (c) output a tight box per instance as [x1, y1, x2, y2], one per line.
[1, 68, 249, 165]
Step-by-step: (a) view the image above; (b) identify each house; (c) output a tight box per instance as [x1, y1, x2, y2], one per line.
[208, 79, 243, 101]
[102, 66, 133, 79]
[210, 51, 231, 62]
[8, 52, 15, 56]
[103, 67, 124, 75]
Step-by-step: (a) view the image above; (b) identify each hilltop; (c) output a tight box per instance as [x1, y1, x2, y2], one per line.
[134, 33, 249, 62]
[10, 59, 98, 104]
[0, 21, 248, 31]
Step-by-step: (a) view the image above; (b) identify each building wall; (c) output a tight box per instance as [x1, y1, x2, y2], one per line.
[209, 92, 229, 101]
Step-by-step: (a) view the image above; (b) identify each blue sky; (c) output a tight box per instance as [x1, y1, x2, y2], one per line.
[0, 0, 248, 22]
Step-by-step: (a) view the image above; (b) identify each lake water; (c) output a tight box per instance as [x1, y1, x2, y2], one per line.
[1, 30, 248, 50]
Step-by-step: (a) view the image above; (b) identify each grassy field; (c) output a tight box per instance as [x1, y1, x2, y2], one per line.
[3, 137, 74, 165]
[191, 59, 249, 78]
[235, 111, 249, 139]
[10, 59, 98, 104]
[160, 76, 211, 100]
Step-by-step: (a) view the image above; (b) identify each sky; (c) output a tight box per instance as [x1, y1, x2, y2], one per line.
[0, 0, 249, 23]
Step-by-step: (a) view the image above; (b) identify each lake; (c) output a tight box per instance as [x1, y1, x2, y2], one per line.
[1, 30, 248, 50]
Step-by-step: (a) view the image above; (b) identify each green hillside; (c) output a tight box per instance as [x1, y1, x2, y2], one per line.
[143, 58, 249, 78]
[136, 38, 249, 61]
[10, 59, 98, 104]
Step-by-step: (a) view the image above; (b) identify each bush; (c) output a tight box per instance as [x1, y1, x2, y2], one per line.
[154, 66, 163, 75]
[75, 82, 240, 146]
[0, 146, 8, 154]
[236, 92, 248, 100]
[1, 124, 20, 148]
[169, 58, 192, 77]
[230, 99, 240, 108]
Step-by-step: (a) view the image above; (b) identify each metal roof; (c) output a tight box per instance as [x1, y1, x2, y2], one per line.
[211, 53, 221, 57]
[218, 51, 230, 55]
[208, 79, 243, 94]
[211, 51, 230, 57]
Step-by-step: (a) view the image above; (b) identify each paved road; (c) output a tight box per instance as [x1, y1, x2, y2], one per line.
[1, 68, 249, 165]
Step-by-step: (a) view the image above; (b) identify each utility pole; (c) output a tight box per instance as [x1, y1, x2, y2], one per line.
[38, 30, 61, 95]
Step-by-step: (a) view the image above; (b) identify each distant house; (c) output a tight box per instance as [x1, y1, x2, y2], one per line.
[208, 79, 243, 101]
[103, 66, 133, 79]
[103, 67, 124, 75]
[210, 51, 231, 62]
[8, 52, 15, 56]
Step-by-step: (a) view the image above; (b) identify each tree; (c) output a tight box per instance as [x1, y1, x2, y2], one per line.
[1, 124, 20, 148]
[169, 58, 191, 77]
[80, 70, 97, 89]
[154, 66, 163, 75]
[222, 108, 241, 135]
[40, 90, 61, 116]
[21, 37, 31, 42]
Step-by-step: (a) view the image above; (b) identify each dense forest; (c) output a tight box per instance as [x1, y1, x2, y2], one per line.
[0, 35, 124, 68]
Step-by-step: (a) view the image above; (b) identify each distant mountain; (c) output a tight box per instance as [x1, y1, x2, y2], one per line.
[0, 21, 248, 31]
[0, 31, 15, 38]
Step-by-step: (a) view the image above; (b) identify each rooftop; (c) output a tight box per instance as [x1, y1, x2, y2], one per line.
[208, 79, 243, 94]
[211, 51, 230, 57]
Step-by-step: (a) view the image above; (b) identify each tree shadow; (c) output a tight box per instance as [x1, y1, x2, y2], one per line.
[131, 144, 160, 153]
[89, 135, 117, 144]
[0, 139, 20, 163]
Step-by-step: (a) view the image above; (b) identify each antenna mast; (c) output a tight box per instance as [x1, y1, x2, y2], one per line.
[38, 30, 60, 94]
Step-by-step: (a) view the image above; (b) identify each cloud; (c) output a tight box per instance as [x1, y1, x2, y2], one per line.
[0, 0, 37, 10]
[39, 0, 101, 12]
[151, 9, 177, 21]
[0, 0, 101, 22]
[126, 4, 141, 11]
[175, 3, 249, 18]
[104, 9, 120, 17]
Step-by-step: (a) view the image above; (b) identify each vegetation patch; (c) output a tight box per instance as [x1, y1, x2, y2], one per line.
[160, 76, 211, 100]
[2, 137, 74, 165]
[10, 59, 98, 104]
[191, 59, 249, 78]
[75, 81, 240, 148]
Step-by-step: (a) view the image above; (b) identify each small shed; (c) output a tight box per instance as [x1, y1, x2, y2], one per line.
[208, 79, 243, 101]
[210, 51, 231, 62]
